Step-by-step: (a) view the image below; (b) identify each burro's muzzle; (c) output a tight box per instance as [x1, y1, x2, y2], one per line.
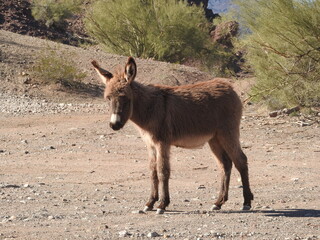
[109, 113, 123, 131]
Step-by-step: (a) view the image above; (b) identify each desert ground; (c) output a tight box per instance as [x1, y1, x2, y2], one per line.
[0, 30, 319, 239]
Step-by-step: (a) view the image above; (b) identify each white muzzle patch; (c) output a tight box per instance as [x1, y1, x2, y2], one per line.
[110, 113, 121, 124]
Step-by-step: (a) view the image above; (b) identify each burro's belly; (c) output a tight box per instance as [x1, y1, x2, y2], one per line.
[172, 135, 213, 149]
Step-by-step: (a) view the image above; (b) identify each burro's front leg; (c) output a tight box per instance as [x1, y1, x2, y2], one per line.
[144, 145, 159, 211]
[155, 143, 171, 214]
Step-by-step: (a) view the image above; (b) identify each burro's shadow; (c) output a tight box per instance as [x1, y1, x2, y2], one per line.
[213, 208, 320, 218]
[261, 209, 320, 218]
[156, 209, 320, 217]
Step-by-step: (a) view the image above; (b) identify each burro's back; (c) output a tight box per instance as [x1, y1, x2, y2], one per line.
[92, 57, 253, 214]
[157, 78, 243, 146]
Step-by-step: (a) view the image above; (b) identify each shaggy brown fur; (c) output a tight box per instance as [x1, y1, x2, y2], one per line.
[92, 57, 253, 213]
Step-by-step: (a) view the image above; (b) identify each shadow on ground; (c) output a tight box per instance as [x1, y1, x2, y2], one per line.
[261, 209, 320, 218]
[156, 209, 320, 218]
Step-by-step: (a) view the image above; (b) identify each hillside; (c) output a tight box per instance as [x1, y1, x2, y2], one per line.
[0, 30, 214, 103]
[0, 0, 87, 45]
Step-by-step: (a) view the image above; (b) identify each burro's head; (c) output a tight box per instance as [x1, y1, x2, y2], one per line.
[91, 57, 137, 131]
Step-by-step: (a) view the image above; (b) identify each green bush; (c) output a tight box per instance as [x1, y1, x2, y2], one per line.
[32, 50, 86, 87]
[85, 0, 227, 70]
[234, 0, 320, 108]
[31, 0, 82, 28]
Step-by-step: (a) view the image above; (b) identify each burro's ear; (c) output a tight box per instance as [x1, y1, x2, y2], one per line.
[124, 57, 137, 83]
[91, 60, 113, 85]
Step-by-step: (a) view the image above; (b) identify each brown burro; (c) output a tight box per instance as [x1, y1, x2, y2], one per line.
[91, 57, 253, 214]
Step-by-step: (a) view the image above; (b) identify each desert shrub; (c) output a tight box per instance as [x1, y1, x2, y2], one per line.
[234, 0, 320, 108]
[85, 0, 228, 72]
[31, 0, 82, 28]
[32, 49, 86, 87]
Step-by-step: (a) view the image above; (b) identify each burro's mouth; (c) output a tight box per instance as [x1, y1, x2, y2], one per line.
[110, 122, 123, 131]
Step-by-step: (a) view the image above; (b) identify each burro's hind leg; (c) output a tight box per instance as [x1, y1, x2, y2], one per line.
[209, 138, 232, 210]
[218, 133, 254, 210]
[235, 149, 254, 210]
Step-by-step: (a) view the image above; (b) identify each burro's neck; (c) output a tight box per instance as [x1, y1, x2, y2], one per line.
[129, 81, 162, 129]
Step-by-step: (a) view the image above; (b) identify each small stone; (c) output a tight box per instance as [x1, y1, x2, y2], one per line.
[119, 230, 131, 237]
[163, 234, 170, 238]
[147, 232, 160, 238]
[261, 206, 271, 209]
[269, 111, 278, 117]
[131, 210, 146, 214]
[23, 183, 30, 188]
[101, 196, 108, 201]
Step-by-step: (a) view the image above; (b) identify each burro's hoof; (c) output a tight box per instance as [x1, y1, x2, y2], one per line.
[242, 205, 251, 211]
[156, 208, 165, 215]
[143, 206, 152, 212]
[211, 204, 221, 211]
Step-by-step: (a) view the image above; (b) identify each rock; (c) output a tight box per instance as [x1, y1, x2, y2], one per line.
[119, 230, 131, 237]
[296, 121, 311, 127]
[147, 232, 160, 238]
[269, 111, 279, 117]
[101, 196, 108, 201]
[43, 146, 55, 150]
[131, 210, 146, 214]
[269, 106, 300, 117]
[210, 21, 239, 47]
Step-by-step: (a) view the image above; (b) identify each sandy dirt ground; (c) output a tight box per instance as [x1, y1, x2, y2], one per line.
[0, 104, 319, 240]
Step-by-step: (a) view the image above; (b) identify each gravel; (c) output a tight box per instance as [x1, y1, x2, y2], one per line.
[0, 92, 107, 116]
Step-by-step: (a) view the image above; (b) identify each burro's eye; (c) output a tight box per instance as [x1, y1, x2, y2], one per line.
[106, 96, 111, 101]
